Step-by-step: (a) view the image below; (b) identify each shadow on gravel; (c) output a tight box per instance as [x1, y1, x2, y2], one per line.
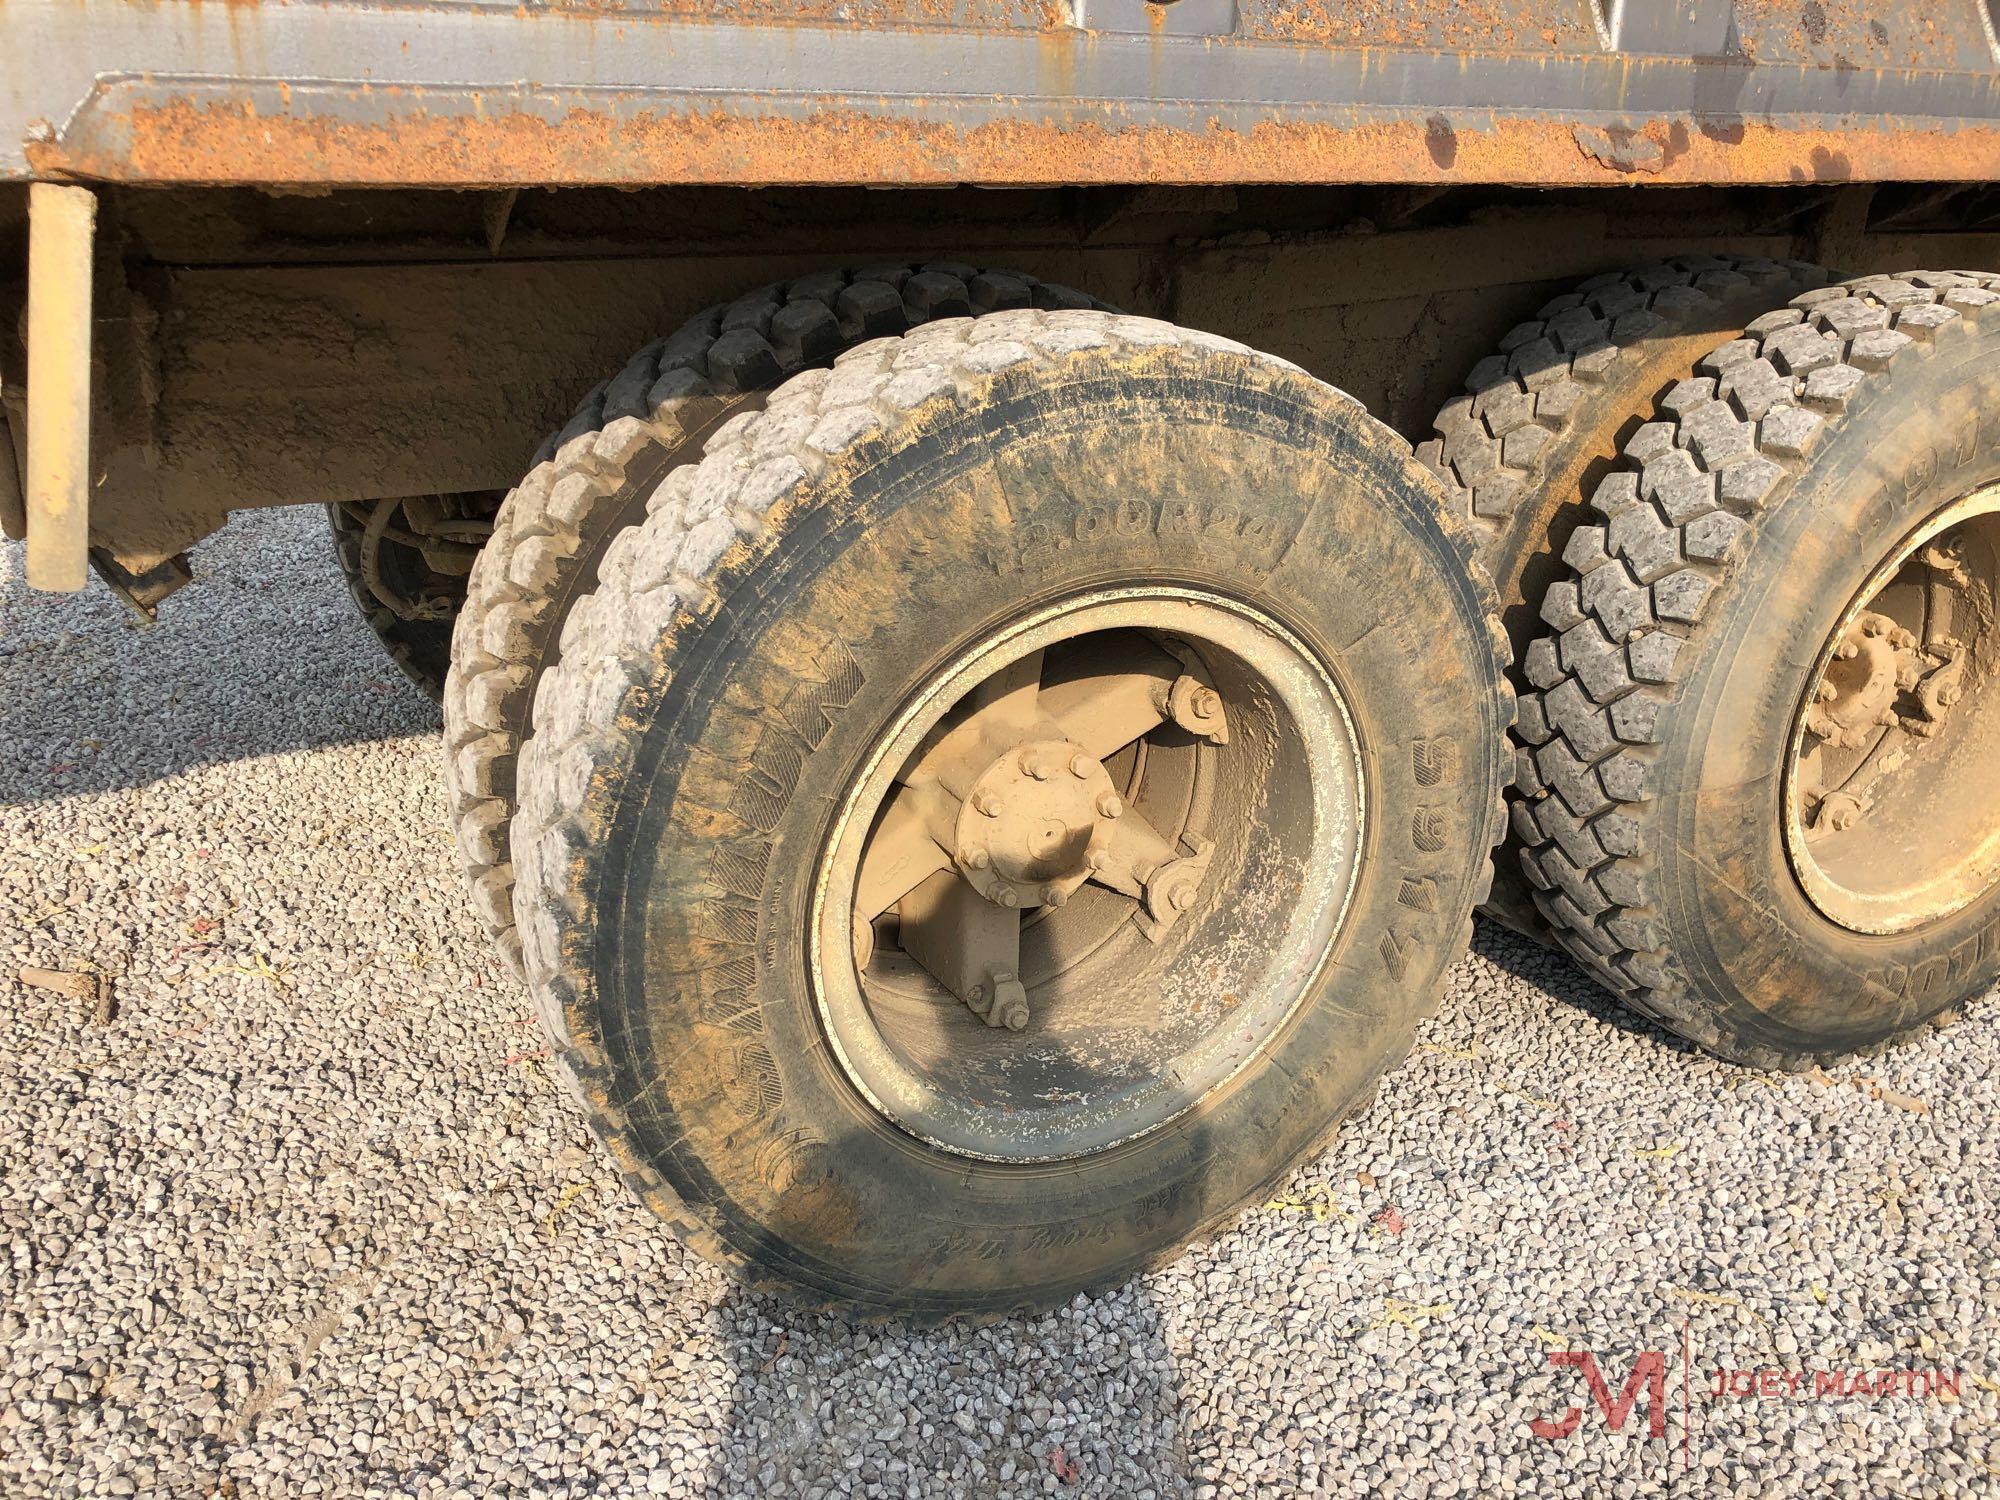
[698, 1284, 1193, 1498]
[1470, 915, 1705, 1062]
[0, 518, 441, 809]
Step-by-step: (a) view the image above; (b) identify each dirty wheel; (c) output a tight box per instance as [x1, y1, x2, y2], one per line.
[330, 493, 501, 701]
[445, 264, 1102, 973]
[1417, 255, 1829, 931]
[1515, 271, 2000, 1067]
[512, 311, 1510, 1317]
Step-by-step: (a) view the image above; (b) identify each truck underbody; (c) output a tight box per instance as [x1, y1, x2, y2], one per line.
[3, 179, 1999, 580]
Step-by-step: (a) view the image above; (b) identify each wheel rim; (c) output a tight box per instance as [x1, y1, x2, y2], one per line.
[810, 588, 1364, 1163]
[1784, 483, 2000, 935]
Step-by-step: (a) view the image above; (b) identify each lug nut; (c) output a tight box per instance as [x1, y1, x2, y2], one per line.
[1837, 642, 1860, 660]
[996, 888, 1018, 908]
[1070, 754, 1095, 779]
[999, 1002, 1029, 1031]
[1096, 792, 1124, 820]
[1086, 850, 1109, 872]
[1023, 753, 1052, 780]
[1042, 884, 1069, 908]
[1816, 683, 1838, 703]
[1861, 617, 1887, 637]
[974, 792, 1004, 817]
[1192, 687, 1221, 717]
[962, 847, 990, 870]
[1170, 884, 1197, 912]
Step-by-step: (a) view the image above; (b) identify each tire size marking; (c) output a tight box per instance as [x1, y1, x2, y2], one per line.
[982, 497, 1289, 576]
[1376, 735, 1462, 981]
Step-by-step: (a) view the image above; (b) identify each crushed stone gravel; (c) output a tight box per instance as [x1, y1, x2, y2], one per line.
[3, 507, 1998, 1498]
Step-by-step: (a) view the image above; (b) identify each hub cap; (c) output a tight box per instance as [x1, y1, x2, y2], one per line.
[811, 589, 1363, 1161]
[1785, 484, 2000, 934]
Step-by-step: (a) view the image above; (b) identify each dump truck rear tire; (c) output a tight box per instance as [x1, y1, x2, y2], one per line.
[1417, 255, 1830, 932]
[1514, 271, 2000, 1067]
[510, 311, 1512, 1318]
[445, 265, 1103, 974]
[328, 499, 482, 701]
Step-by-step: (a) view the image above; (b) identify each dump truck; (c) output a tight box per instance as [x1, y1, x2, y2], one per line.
[5, 0, 1999, 1321]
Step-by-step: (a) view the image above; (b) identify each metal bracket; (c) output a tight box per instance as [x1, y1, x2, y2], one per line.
[1135, 834, 1216, 943]
[1074, 0, 1239, 37]
[89, 549, 192, 622]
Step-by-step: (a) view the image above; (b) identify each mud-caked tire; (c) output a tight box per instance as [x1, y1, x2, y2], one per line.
[446, 264, 1103, 973]
[329, 498, 496, 701]
[1417, 255, 1830, 931]
[511, 311, 1512, 1318]
[1514, 271, 2000, 1067]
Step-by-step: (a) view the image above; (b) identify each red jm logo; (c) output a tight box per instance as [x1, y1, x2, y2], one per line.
[1530, 1350, 1668, 1439]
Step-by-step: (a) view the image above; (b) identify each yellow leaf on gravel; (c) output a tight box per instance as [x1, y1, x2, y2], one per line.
[1633, 1144, 1681, 1160]
[1373, 1298, 1452, 1332]
[1417, 1041, 1482, 1062]
[1261, 1188, 1352, 1224]
[208, 954, 291, 993]
[544, 1182, 588, 1237]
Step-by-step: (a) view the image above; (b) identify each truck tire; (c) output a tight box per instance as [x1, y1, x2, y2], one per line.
[446, 264, 1103, 973]
[511, 310, 1511, 1318]
[1514, 271, 2000, 1068]
[1417, 255, 1830, 932]
[329, 495, 501, 701]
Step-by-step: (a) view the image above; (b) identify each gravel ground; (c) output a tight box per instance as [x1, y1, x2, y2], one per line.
[4, 506, 1999, 1499]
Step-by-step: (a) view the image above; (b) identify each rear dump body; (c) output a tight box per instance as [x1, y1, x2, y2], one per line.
[6, 0, 2000, 189]
[5, 0, 2000, 579]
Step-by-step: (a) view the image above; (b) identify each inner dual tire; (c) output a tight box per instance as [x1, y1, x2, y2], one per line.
[445, 264, 1104, 975]
[507, 313, 1510, 1318]
[1417, 254, 1832, 932]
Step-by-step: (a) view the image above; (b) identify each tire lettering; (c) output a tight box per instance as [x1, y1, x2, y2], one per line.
[1397, 875, 1440, 913]
[1902, 446, 1937, 496]
[1412, 736, 1460, 787]
[985, 498, 1288, 573]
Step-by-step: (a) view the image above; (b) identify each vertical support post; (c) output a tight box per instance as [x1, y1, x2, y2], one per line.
[25, 182, 96, 593]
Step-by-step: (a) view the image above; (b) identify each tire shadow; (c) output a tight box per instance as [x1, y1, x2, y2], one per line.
[696, 1283, 1194, 1498]
[0, 511, 439, 811]
[1470, 915, 1707, 1062]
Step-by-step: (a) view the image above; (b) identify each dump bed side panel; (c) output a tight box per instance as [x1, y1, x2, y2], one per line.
[6, 0, 2000, 188]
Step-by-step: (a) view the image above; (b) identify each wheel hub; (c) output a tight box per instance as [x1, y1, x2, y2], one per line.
[954, 738, 1117, 908]
[1803, 610, 1918, 751]
[1784, 484, 2000, 933]
[811, 590, 1364, 1162]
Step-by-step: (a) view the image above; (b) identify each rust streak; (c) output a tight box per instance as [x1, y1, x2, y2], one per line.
[28, 96, 2000, 189]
